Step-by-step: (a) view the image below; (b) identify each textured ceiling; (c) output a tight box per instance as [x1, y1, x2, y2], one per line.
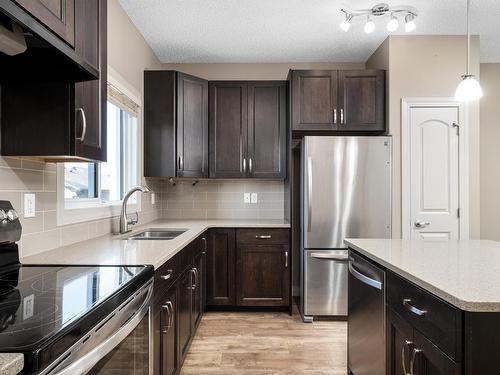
[118, 0, 500, 63]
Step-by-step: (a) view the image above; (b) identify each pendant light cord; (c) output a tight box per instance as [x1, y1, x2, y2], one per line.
[466, 0, 470, 75]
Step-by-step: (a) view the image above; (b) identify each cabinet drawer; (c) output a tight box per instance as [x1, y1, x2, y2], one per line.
[236, 228, 289, 245]
[387, 271, 462, 361]
[155, 256, 179, 297]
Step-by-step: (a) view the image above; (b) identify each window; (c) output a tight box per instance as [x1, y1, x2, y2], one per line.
[58, 74, 141, 225]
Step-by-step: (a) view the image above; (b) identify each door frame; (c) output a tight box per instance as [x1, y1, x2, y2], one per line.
[401, 98, 469, 240]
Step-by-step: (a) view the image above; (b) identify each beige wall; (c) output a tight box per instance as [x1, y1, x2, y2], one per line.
[480, 63, 500, 240]
[0, 0, 163, 257]
[367, 35, 481, 238]
[160, 62, 364, 80]
[107, 0, 161, 93]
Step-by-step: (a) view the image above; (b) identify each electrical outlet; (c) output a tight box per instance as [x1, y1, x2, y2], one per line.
[151, 192, 156, 205]
[244, 193, 251, 204]
[24, 193, 35, 218]
[251, 193, 258, 204]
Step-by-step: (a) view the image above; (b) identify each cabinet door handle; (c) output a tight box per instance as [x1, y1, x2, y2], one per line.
[161, 301, 173, 333]
[202, 237, 207, 252]
[249, 157, 253, 174]
[243, 158, 247, 173]
[340, 108, 344, 125]
[284, 251, 288, 268]
[76, 108, 87, 142]
[403, 299, 427, 316]
[333, 108, 337, 124]
[402, 340, 414, 375]
[178, 156, 183, 170]
[160, 270, 173, 280]
[191, 268, 198, 290]
[410, 348, 422, 375]
[255, 235, 272, 239]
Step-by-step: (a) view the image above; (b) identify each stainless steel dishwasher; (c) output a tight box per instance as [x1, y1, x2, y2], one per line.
[348, 250, 386, 375]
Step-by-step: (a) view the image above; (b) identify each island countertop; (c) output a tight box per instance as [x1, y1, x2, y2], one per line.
[21, 219, 290, 269]
[345, 239, 500, 312]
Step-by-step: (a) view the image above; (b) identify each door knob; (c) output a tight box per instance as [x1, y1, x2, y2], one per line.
[414, 220, 430, 228]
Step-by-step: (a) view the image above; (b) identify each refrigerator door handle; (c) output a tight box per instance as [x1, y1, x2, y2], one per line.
[311, 253, 349, 262]
[348, 261, 383, 290]
[307, 156, 313, 232]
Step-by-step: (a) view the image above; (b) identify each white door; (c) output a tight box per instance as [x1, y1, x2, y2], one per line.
[409, 106, 460, 239]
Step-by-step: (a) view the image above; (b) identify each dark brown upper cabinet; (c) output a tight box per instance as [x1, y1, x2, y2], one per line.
[0, 0, 107, 162]
[291, 70, 338, 131]
[209, 81, 286, 179]
[74, 0, 107, 161]
[14, 0, 75, 46]
[338, 70, 385, 131]
[290, 69, 385, 133]
[144, 71, 208, 178]
[0, 0, 99, 81]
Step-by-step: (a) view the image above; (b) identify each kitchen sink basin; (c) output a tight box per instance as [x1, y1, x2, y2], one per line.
[126, 229, 187, 240]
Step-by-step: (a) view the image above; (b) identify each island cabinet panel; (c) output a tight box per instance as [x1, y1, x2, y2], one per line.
[387, 271, 462, 361]
[386, 308, 414, 375]
[206, 228, 236, 306]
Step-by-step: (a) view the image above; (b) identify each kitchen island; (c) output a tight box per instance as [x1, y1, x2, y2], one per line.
[346, 239, 500, 375]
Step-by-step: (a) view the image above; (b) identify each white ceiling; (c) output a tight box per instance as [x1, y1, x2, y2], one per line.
[118, 0, 500, 63]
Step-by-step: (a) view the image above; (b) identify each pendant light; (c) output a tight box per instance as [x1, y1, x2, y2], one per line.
[454, 0, 483, 101]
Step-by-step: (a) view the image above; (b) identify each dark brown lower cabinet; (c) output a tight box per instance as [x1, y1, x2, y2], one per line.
[178, 267, 193, 363]
[192, 251, 205, 329]
[387, 308, 417, 375]
[159, 285, 178, 375]
[236, 243, 289, 306]
[206, 228, 290, 308]
[206, 228, 236, 306]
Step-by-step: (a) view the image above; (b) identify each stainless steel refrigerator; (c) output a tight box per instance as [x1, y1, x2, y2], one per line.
[300, 136, 391, 322]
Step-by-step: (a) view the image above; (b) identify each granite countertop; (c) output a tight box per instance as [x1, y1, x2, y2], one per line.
[21, 219, 290, 269]
[345, 239, 500, 312]
[0, 354, 23, 375]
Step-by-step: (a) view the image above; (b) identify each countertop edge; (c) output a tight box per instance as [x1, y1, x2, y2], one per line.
[0, 353, 23, 375]
[345, 240, 500, 313]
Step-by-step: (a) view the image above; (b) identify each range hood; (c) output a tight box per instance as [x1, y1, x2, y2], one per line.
[0, 1, 98, 82]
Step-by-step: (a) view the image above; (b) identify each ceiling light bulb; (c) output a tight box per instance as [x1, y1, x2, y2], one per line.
[387, 14, 399, 32]
[405, 13, 416, 32]
[454, 75, 483, 102]
[340, 13, 353, 32]
[364, 17, 375, 34]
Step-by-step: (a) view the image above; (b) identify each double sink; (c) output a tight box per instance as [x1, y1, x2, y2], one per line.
[126, 229, 187, 240]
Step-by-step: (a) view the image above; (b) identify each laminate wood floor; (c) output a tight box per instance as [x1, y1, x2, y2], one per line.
[180, 311, 347, 375]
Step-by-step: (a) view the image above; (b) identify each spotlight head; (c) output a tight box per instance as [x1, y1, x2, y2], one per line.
[364, 16, 375, 34]
[405, 13, 416, 32]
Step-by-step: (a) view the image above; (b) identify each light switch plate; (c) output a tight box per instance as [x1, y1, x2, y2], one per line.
[244, 193, 251, 204]
[24, 193, 35, 218]
[251, 193, 258, 204]
[151, 193, 156, 205]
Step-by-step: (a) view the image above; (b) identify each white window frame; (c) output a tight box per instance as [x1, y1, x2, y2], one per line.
[57, 67, 143, 226]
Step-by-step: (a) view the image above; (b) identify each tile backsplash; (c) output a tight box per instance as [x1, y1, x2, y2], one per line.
[0, 156, 285, 257]
[161, 180, 285, 220]
[0, 157, 163, 258]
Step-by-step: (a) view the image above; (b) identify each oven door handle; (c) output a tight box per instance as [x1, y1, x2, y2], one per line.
[52, 284, 152, 375]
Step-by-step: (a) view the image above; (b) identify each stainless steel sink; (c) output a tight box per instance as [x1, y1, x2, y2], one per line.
[126, 229, 187, 240]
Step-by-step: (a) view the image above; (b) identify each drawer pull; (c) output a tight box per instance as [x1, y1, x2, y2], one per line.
[402, 340, 414, 375]
[256, 235, 272, 239]
[160, 270, 173, 280]
[403, 299, 427, 316]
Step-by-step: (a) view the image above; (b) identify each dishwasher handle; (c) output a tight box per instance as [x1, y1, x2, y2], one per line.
[348, 261, 383, 290]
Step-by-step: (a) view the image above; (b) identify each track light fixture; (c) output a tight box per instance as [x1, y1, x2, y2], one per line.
[340, 3, 418, 34]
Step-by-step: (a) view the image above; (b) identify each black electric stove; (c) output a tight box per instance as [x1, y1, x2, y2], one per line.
[0, 201, 154, 374]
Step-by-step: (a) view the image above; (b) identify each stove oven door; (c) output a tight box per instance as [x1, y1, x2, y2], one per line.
[46, 281, 153, 375]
